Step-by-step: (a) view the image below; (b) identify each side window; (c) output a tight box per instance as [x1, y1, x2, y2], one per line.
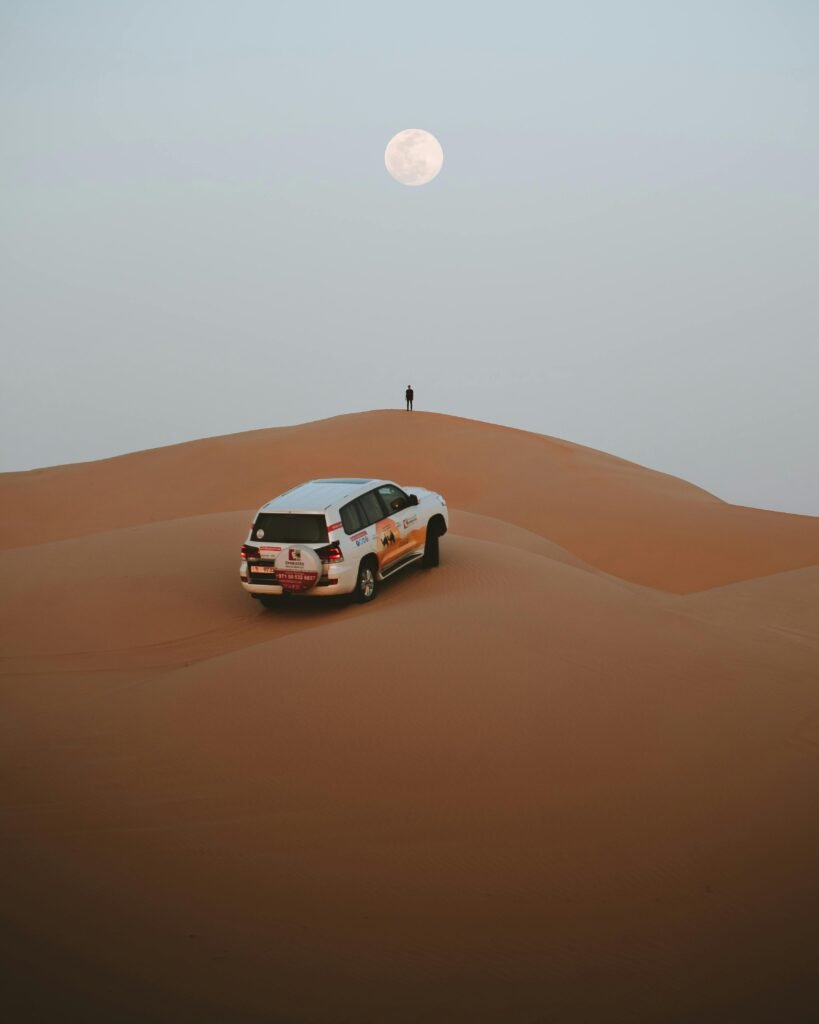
[358, 490, 384, 526]
[377, 484, 409, 513]
[341, 500, 364, 534]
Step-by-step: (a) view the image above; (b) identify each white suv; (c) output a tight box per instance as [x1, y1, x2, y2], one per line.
[240, 478, 448, 606]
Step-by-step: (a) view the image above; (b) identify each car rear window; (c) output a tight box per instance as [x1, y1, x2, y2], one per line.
[252, 513, 329, 544]
[358, 490, 385, 526]
[340, 501, 364, 534]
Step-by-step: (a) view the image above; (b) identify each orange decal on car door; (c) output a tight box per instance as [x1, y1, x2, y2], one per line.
[376, 517, 402, 569]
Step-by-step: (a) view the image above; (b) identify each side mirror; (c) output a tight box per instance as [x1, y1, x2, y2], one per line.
[408, 494, 419, 506]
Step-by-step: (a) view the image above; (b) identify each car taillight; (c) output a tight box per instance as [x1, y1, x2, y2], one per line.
[241, 544, 259, 561]
[316, 541, 343, 563]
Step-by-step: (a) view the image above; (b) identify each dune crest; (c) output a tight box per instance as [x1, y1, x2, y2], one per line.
[2, 410, 818, 591]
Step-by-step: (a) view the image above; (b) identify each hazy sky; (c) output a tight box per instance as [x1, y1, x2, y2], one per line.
[2, 1, 817, 513]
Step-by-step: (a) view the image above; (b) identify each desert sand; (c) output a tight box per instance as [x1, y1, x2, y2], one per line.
[1, 410, 818, 1023]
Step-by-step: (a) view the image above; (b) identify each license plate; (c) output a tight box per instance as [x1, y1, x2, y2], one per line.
[252, 566, 277, 574]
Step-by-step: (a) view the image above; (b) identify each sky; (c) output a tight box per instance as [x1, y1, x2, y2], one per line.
[2, 0, 817, 514]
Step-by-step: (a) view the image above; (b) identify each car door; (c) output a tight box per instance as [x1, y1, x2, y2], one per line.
[353, 489, 392, 571]
[392, 488, 425, 556]
[354, 487, 400, 571]
[374, 483, 418, 563]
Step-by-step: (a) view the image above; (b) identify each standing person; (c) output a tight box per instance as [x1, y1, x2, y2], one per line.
[405, 385, 414, 411]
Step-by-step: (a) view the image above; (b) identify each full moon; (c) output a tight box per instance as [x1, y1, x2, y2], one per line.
[384, 129, 444, 187]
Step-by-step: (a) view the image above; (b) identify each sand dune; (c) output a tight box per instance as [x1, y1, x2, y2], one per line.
[4, 410, 819, 590]
[1, 411, 818, 1023]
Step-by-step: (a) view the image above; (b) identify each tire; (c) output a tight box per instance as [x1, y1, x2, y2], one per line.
[354, 557, 378, 603]
[422, 520, 440, 568]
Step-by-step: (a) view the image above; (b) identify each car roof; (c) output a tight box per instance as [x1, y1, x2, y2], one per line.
[260, 478, 386, 514]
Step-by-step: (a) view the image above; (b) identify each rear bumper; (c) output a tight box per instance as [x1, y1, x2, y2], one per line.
[240, 562, 358, 597]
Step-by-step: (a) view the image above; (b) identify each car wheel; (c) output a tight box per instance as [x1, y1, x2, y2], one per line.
[355, 558, 378, 603]
[422, 521, 440, 568]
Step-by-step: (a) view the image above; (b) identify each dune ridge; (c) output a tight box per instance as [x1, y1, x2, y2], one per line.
[4, 410, 819, 591]
[1, 410, 818, 1023]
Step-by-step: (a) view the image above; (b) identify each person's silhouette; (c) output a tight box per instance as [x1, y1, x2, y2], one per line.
[405, 385, 414, 411]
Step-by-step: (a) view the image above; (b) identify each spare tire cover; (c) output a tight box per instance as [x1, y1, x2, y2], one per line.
[274, 546, 322, 592]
